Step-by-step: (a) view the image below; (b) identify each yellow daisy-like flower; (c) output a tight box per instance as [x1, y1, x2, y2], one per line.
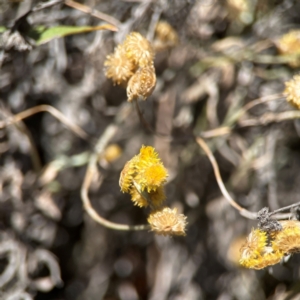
[126, 65, 156, 102]
[104, 45, 136, 85]
[239, 228, 284, 269]
[272, 220, 300, 254]
[123, 32, 155, 67]
[284, 75, 300, 109]
[148, 207, 187, 236]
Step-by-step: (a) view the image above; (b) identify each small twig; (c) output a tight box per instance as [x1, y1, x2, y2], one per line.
[81, 103, 150, 231]
[200, 126, 231, 138]
[239, 111, 300, 127]
[269, 201, 300, 216]
[196, 137, 257, 220]
[0, 105, 89, 141]
[64, 0, 121, 28]
[200, 93, 285, 139]
[242, 93, 284, 113]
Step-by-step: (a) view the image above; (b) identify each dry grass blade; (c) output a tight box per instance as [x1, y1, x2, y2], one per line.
[0, 105, 89, 141]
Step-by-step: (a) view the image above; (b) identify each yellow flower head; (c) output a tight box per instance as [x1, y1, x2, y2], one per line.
[284, 75, 300, 109]
[272, 220, 300, 254]
[240, 252, 283, 270]
[123, 32, 155, 67]
[104, 45, 136, 85]
[119, 146, 168, 207]
[154, 21, 178, 52]
[239, 228, 284, 269]
[277, 30, 300, 67]
[127, 65, 156, 102]
[134, 146, 168, 192]
[239, 229, 268, 261]
[148, 207, 187, 236]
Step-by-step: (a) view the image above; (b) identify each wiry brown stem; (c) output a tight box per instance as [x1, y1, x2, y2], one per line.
[196, 136, 294, 220]
[196, 137, 257, 220]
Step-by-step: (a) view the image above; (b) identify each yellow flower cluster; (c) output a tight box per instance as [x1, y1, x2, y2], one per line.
[239, 220, 300, 269]
[153, 21, 178, 52]
[284, 74, 300, 109]
[104, 32, 156, 102]
[119, 145, 187, 236]
[277, 30, 300, 67]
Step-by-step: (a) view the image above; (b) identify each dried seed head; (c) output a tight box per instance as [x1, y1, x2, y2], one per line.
[154, 21, 178, 51]
[148, 207, 187, 236]
[104, 45, 136, 85]
[277, 30, 300, 67]
[127, 66, 156, 102]
[284, 74, 300, 109]
[123, 32, 155, 67]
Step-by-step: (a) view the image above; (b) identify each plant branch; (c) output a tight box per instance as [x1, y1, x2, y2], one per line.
[81, 102, 150, 231]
